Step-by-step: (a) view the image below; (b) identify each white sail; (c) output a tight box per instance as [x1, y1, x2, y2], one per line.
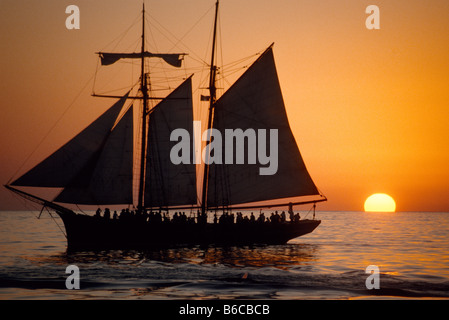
[144, 77, 197, 207]
[11, 93, 129, 188]
[206, 47, 319, 207]
[54, 105, 134, 205]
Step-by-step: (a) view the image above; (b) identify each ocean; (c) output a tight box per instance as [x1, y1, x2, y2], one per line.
[1, 210, 449, 302]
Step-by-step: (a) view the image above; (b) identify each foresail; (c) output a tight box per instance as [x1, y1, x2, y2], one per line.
[54, 105, 134, 205]
[144, 77, 197, 207]
[206, 47, 319, 207]
[11, 93, 129, 188]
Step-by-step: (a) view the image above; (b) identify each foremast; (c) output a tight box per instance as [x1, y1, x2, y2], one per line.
[201, 0, 219, 215]
[138, 3, 149, 210]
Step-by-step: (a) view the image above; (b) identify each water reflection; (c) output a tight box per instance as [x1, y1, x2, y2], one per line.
[51, 244, 319, 270]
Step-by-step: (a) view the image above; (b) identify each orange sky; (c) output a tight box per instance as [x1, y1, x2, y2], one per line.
[1, 0, 448, 212]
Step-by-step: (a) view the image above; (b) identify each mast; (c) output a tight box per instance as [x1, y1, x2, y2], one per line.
[201, 0, 219, 215]
[138, 3, 148, 210]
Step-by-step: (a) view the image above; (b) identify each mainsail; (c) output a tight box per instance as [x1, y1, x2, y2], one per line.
[54, 105, 134, 205]
[11, 93, 129, 188]
[206, 47, 320, 207]
[144, 77, 197, 208]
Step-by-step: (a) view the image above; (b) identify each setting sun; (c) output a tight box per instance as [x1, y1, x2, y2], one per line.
[364, 193, 396, 212]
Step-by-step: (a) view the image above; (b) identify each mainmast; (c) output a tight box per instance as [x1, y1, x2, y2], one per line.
[201, 0, 219, 215]
[138, 3, 148, 210]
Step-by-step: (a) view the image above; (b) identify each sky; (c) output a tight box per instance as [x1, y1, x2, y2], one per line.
[1, 0, 448, 212]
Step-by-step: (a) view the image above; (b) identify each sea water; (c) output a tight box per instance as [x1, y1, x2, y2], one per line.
[0, 211, 448, 300]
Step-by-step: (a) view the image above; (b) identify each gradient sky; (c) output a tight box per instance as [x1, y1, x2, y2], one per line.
[1, 0, 448, 212]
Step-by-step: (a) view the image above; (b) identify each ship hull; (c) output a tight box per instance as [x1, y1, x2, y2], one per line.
[57, 212, 320, 251]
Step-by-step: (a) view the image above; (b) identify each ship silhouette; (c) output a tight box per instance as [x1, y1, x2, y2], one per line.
[6, 1, 326, 251]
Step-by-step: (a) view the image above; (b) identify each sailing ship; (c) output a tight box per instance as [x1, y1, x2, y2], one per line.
[5, 1, 326, 251]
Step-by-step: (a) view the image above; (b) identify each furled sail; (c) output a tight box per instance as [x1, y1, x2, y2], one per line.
[98, 52, 185, 68]
[206, 47, 319, 207]
[11, 93, 129, 188]
[144, 77, 197, 207]
[54, 105, 134, 205]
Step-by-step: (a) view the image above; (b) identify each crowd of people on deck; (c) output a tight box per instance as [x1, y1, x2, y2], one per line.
[93, 208, 303, 225]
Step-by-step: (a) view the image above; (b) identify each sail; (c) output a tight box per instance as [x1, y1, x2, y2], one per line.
[99, 52, 185, 68]
[54, 105, 134, 205]
[206, 47, 319, 207]
[11, 93, 129, 188]
[144, 77, 197, 207]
